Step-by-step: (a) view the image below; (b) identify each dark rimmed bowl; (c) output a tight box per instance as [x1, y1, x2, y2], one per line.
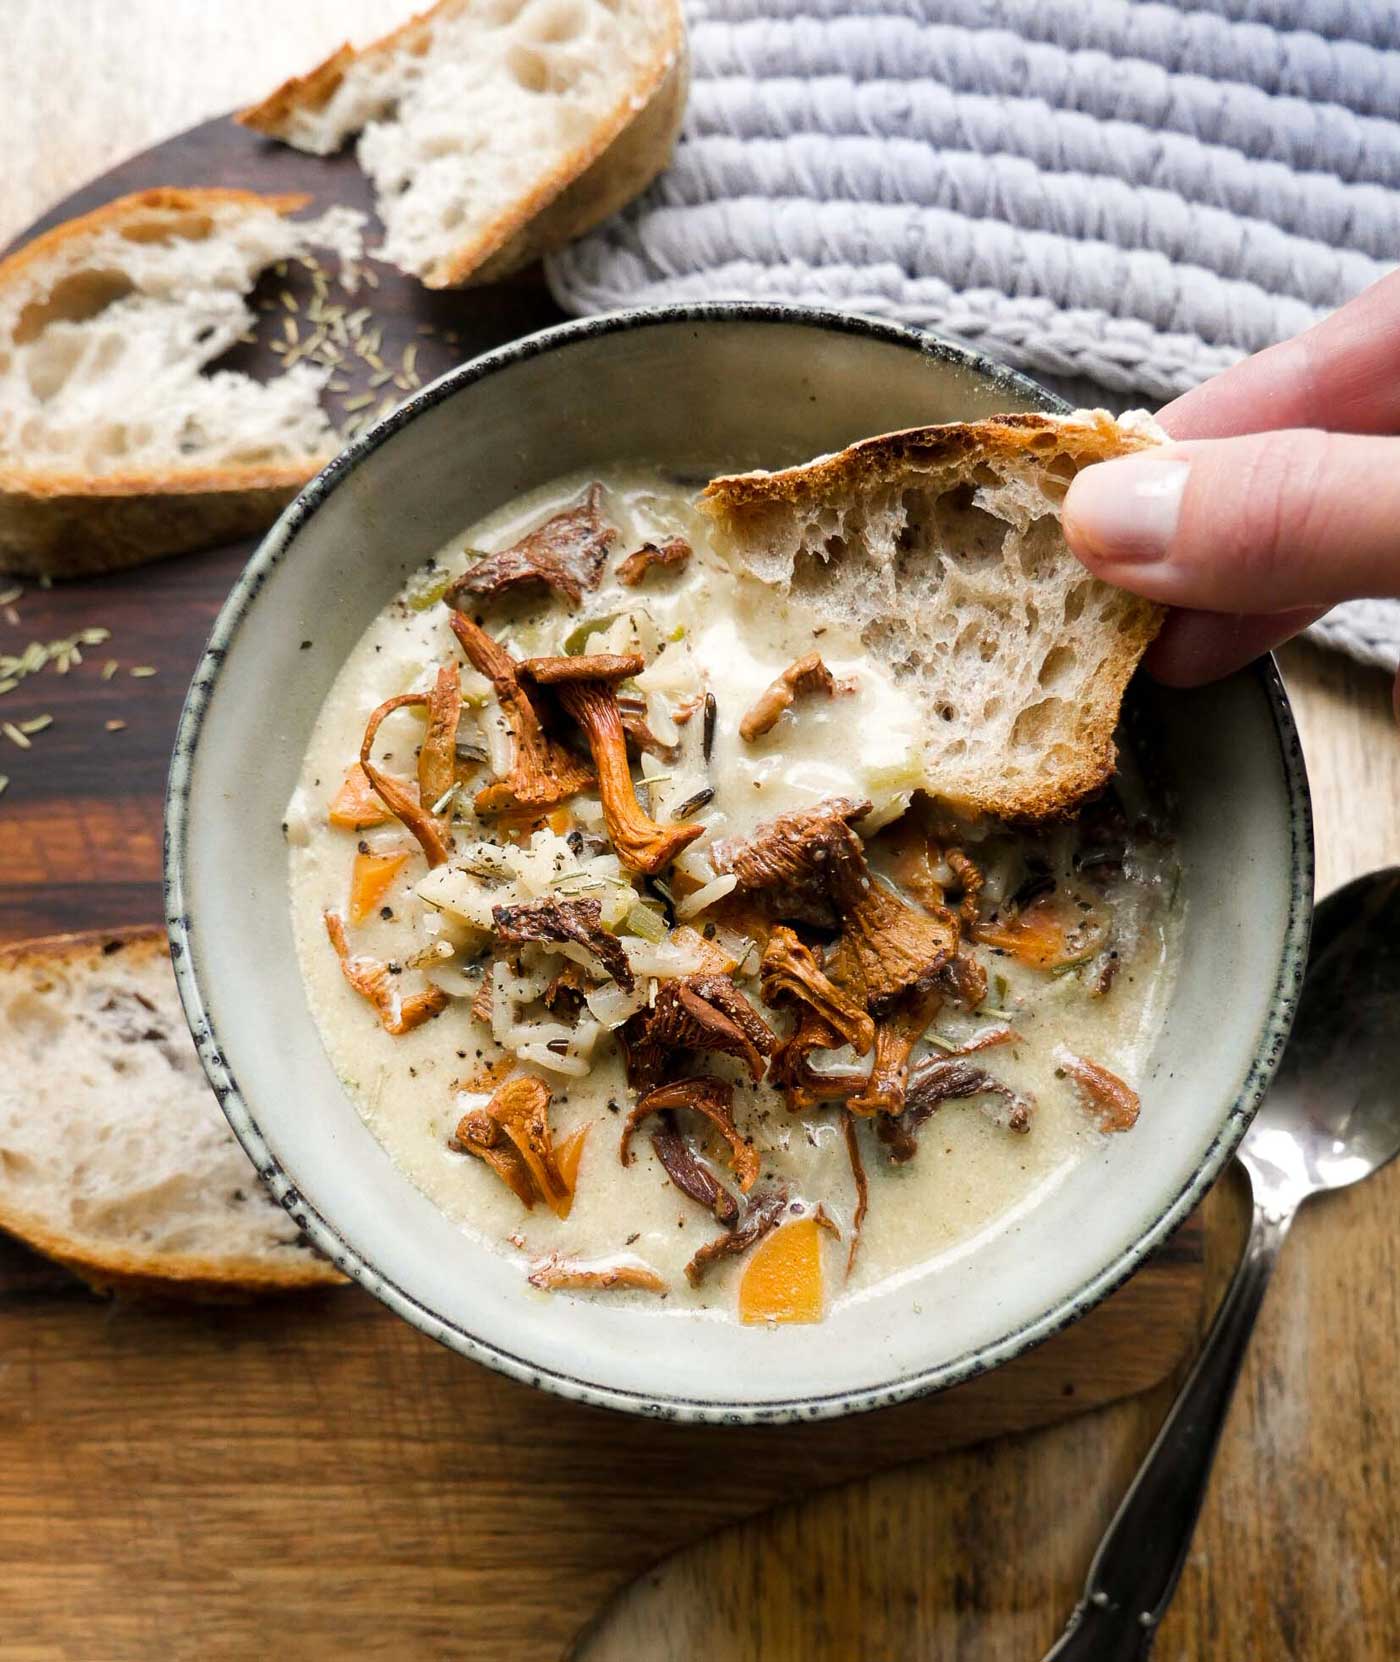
[166, 304, 1312, 1423]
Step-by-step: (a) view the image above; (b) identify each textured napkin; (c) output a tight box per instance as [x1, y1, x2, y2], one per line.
[546, 0, 1400, 675]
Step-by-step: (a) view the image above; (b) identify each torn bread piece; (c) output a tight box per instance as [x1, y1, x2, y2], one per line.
[0, 926, 342, 1296]
[239, 0, 687, 289]
[701, 411, 1168, 821]
[0, 187, 363, 578]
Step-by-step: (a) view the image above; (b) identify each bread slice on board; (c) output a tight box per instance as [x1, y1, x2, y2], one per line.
[0, 926, 341, 1296]
[240, 0, 687, 289]
[0, 187, 362, 579]
[701, 411, 1167, 822]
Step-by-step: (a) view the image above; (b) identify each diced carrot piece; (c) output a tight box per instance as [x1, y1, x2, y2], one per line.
[739, 1217, 825, 1325]
[976, 892, 1104, 970]
[349, 852, 408, 923]
[328, 764, 394, 829]
[547, 806, 575, 835]
[551, 1125, 591, 1220]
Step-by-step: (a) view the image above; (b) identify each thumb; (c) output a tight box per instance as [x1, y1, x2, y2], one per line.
[1062, 430, 1400, 612]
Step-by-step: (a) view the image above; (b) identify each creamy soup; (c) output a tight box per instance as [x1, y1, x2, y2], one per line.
[287, 470, 1180, 1322]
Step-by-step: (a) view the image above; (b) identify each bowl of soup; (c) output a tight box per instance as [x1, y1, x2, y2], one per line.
[165, 305, 1312, 1421]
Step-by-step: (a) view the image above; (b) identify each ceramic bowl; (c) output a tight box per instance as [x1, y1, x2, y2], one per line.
[166, 304, 1312, 1423]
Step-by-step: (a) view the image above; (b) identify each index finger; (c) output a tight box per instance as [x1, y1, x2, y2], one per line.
[1160, 269, 1400, 442]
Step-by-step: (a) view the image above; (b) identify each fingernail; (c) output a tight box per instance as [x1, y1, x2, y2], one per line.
[1066, 453, 1190, 564]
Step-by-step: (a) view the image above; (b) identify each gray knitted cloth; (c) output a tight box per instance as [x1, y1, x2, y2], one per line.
[546, 0, 1400, 675]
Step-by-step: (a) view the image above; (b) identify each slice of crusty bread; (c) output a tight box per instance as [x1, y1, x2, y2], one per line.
[239, 0, 687, 289]
[0, 925, 341, 1296]
[701, 411, 1168, 821]
[0, 187, 361, 579]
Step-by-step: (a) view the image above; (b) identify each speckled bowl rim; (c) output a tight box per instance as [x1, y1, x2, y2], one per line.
[165, 302, 1314, 1425]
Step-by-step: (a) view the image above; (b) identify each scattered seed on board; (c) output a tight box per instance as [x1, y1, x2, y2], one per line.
[130, 666, 158, 679]
[0, 774, 8, 797]
[106, 719, 127, 733]
[0, 585, 21, 607]
[3, 722, 31, 749]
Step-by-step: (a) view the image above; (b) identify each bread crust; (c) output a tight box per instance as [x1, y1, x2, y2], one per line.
[238, 0, 687, 289]
[0, 925, 343, 1295]
[0, 188, 327, 579]
[702, 412, 1167, 823]
[702, 411, 1163, 512]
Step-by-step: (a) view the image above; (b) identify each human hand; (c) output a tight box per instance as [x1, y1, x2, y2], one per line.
[1062, 269, 1400, 716]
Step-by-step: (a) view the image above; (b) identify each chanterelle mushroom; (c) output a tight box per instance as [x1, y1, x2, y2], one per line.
[759, 925, 875, 1055]
[846, 988, 942, 1117]
[620, 1076, 760, 1193]
[718, 802, 958, 1010]
[455, 1074, 573, 1215]
[491, 895, 635, 992]
[527, 1254, 667, 1293]
[877, 1057, 1035, 1161]
[447, 483, 616, 607]
[616, 535, 692, 587]
[769, 1005, 865, 1114]
[447, 611, 595, 814]
[739, 652, 843, 743]
[649, 1114, 741, 1225]
[824, 823, 960, 1011]
[358, 689, 455, 867]
[519, 653, 704, 875]
[709, 797, 872, 925]
[417, 662, 463, 807]
[684, 1186, 789, 1288]
[325, 912, 448, 1036]
[620, 975, 777, 1092]
[1056, 1048, 1139, 1132]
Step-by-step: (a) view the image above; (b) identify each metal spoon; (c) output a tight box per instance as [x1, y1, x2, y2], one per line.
[1044, 867, 1400, 1661]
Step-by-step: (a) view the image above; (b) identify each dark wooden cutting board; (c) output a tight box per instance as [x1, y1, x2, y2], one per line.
[0, 116, 1207, 1661]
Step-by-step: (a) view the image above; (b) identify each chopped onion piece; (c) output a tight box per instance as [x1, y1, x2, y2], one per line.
[517, 1043, 592, 1077]
[585, 979, 648, 1029]
[674, 872, 738, 919]
[623, 937, 709, 979]
[425, 962, 483, 998]
[459, 668, 494, 706]
[483, 705, 513, 776]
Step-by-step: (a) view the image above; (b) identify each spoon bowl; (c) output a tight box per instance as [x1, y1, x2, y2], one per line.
[1242, 868, 1400, 1209]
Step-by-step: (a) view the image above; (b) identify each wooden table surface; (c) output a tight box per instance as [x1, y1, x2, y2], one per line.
[6, 7, 1399, 1658]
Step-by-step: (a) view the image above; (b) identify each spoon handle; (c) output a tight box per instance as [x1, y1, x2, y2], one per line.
[1041, 1190, 1295, 1661]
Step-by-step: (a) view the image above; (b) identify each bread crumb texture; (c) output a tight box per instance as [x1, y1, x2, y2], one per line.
[702, 412, 1167, 821]
[0, 927, 340, 1292]
[0, 189, 362, 489]
[240, 0, 686, 286]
